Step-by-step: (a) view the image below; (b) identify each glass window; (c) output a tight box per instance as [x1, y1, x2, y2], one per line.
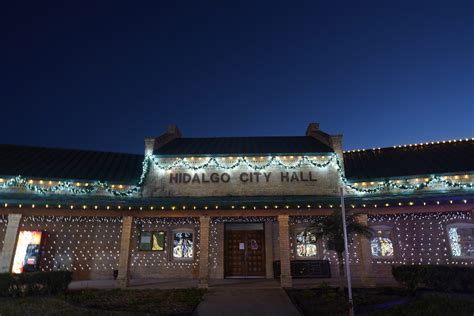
[173, 231, 194, 259]
[139, 232, 152, 251]
[139, 231, 165, 251]
[151, 232, 165, 251]
[447, 224, 474, 258]
[295, 230, 318, 257]
[370, 227, 394, 258]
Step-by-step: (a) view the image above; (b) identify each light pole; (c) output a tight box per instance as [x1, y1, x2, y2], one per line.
[340, 187, 354, 316]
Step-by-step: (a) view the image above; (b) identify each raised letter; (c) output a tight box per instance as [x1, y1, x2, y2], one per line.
[183, 173, 191, 183]
[202, 173, 210, 183]
[221, 173, 231, 183]
[170, 173, 179, 183]
[281, 172, 289, 182]
[263, 172, 272, 182]
[253, 172, 261, 182]
[192, 174, 201, 184]
[290, 172, 299, 182]
[240, 173, 249, 183]
[210, 173, 220, 183]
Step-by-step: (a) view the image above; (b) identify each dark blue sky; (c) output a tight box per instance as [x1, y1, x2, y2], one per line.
[1, 1, 473, 154]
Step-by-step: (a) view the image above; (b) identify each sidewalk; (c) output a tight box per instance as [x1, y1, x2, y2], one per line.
[194, 288, 301, 316]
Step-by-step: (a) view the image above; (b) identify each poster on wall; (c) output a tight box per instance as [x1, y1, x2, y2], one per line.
[138, 231, 165, 251]
[12, 230, 44, 274]
[151, 232, 165, 251]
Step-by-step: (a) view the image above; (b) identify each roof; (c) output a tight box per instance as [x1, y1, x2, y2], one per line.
[153, 136, 334, 156]
[1, 138, 472, 185]
[0, 144, 144, 183]
[343, 139, 474, 181]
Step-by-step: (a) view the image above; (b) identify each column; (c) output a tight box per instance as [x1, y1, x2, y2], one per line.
[215, 222, 225, 279]
[264, 221, 274, 279]
[0, 213, 22, 273]
[356, 213, 374, 286]
[116, 216, 133, 288]
[198, 216, 210, 288]
[278, 214, 292, 287]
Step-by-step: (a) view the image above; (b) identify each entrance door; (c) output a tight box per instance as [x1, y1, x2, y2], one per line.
[224, 223, 265, 277]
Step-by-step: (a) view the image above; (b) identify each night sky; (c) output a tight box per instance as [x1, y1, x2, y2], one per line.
[1, 1, 473, 154]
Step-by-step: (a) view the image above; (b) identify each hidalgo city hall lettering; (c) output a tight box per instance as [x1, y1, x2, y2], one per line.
[169, 171, 318, 184]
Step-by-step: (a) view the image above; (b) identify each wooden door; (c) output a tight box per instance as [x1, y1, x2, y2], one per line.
[225, 230, 265, 277]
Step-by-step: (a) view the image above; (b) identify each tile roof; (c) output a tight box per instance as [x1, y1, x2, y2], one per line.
[0, 144, 144, 183]
[153, 136, 334, 156]
[1, 138, 472, 184]
[343, 139, 474, 180]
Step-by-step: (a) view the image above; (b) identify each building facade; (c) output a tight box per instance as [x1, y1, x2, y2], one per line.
[0, 123, 472, 288]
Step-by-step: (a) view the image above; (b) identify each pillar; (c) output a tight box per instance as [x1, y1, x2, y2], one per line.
[0, 213, 22, 273]
[116, 216, 133, 288]
[264, 221, 274, 279]
[198, 216, 210, 288]
[356, 213, 374, 286]
[278, 215, 292, 287]
[215, 222, 225, 279]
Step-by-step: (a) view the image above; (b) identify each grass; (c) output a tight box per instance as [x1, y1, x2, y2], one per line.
[287, 285, 474, 316]
[0, 288, 206, 315]
[367, 295, 474, 316]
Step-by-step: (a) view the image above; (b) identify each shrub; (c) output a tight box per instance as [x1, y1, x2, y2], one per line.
[392, 265, 474, 292]
[0, 273, 15, 296]
[0, 271, 72, 297]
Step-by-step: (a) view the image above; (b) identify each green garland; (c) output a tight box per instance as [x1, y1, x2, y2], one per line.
[0, 154, 472, 197]
[332, 154, 473, 193]
[0, 156, 151, 197]
[150, 155, 334, 170]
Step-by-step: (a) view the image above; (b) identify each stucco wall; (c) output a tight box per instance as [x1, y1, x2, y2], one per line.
[20, 216, 122, 280]
[1, 210, 472, 283]
[142, 156, 342, 197]
[129, 217, 200, 279]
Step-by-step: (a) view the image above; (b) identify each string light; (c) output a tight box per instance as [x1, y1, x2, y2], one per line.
[344, 137, 473, 153]
[0, 153, 472, 197]
[131, 217, 200, 270]
[369, 211, 473, 266]
[17, 216, 122, 273]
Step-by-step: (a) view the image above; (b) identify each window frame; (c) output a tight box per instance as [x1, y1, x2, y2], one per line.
[171, 228, 195, 261]
[293, 226, 322, 260]
[369, 225, 395, 259]
[138, 230, 166, 252]
[446, 222, 474, 259]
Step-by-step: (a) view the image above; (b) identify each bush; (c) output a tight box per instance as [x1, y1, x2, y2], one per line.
[0, 273, 15, 296]
[0, 271, 72, 297]
[392, 265, 474, 292]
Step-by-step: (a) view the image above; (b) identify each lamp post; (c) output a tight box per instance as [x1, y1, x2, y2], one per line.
[340, 187, 354, 316]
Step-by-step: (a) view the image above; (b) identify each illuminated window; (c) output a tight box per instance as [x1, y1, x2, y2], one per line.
[295, 230, 318, 257]
[447, 223, 474, 258]
[138, 231, 165, 251]
[173, 230, 194, 259]
[370, 226, 394, 258]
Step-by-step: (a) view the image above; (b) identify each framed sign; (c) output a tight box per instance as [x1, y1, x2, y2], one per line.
[139, 231, 165, 251]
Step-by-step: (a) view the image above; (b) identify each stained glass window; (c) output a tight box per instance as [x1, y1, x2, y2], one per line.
[447, 224, 474, 258]
[370, 227, 394, 257]
[173, 231, 194, 259]
[296, 230, 318, 257]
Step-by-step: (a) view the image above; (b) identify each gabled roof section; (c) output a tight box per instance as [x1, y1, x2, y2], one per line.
[0, 144, 144, 183]
[343, 139, 474, 180]
[153, 136, 334, 156]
